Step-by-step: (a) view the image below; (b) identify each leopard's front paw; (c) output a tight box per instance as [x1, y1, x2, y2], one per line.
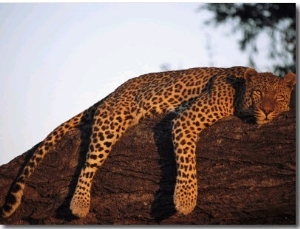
[70, 194, 90, 218]
[173, 182, 198, 215]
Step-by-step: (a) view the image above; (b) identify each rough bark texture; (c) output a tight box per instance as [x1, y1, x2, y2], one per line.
[0, 108, 296, 225]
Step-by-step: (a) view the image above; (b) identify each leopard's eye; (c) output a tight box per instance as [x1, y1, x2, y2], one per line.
[276, 94, 284, 101]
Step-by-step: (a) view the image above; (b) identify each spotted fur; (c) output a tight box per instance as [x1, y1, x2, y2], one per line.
[0, 66, 296, 218]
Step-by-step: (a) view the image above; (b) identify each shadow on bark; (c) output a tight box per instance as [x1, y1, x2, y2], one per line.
[151, 113, 177, 222]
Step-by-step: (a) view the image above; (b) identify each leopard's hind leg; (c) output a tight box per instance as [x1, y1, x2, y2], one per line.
[70, 104, 138, 218]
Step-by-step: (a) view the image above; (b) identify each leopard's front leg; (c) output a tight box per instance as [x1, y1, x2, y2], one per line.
[172, 88, 235, 215]
[171, 116, 198, 215]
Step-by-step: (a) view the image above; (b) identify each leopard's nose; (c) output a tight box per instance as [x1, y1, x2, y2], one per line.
[261, 99, 275, 116]
[261, 107, 272, 115]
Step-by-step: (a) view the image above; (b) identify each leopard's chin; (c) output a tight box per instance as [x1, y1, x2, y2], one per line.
[256, 119, 271, 125]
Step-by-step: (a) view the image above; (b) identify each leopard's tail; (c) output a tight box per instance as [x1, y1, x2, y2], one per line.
[0, 100, 101, 218]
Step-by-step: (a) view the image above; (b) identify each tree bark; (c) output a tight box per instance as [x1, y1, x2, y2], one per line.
[0, 108, 296, 225]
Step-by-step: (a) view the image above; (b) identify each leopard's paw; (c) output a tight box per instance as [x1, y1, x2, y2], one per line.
[70, 194, 90, 218]
[173, 182, 197, 215]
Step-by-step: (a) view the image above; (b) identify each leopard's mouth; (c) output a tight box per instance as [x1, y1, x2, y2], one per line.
[254, 109, 276, 125]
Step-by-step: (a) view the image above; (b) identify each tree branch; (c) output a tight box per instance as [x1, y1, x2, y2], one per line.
[0, 108, 295, 225]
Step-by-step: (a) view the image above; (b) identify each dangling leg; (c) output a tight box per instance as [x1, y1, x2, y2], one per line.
[69, 150, 108, 218]
[70, 106, 136, 218]
[172, 112, 199, 215]
[172, 90, 234, 215]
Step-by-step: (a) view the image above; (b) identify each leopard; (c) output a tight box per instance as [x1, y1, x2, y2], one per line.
[0, 66, 296, 219]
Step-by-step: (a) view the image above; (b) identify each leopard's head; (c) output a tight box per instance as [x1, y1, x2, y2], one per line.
[244, 68, 296, 125]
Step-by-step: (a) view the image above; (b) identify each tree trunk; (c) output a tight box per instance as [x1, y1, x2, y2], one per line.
[0, 108, 296, 225]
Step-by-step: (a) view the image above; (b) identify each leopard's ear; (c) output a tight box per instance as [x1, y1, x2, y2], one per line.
[283, 72, 296, 90]
[244, 68, 258, 82]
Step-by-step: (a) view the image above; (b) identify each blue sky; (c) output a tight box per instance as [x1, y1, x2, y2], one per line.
[0, 2, 271, 165]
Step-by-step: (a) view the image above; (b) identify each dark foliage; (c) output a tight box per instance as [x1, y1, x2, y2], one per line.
[199, 3, 296, 75]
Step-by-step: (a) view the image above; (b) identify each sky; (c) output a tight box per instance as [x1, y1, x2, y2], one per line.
[0, 2, 273, 166]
